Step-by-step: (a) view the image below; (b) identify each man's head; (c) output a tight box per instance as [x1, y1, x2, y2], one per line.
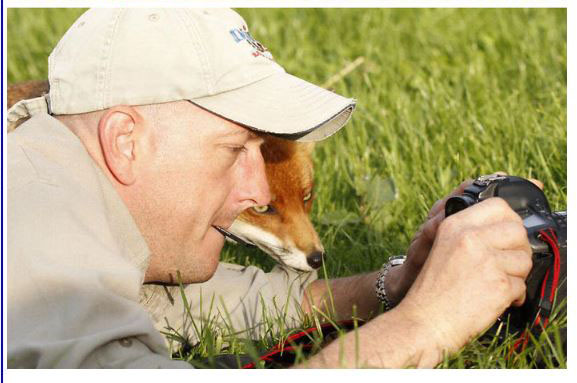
[59, 101, 270, 283]
[33, 8, 357, 284]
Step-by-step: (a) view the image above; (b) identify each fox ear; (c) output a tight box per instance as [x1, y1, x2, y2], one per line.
[300, 141, 316, 155]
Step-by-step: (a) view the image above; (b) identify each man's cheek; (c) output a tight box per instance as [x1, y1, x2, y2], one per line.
[205, 183, 234, 212]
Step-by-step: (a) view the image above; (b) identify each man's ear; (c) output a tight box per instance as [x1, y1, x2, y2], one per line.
[98, 106, 147, 185]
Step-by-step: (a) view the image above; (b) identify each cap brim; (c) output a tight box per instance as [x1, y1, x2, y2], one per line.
[190, 72, 356, 142]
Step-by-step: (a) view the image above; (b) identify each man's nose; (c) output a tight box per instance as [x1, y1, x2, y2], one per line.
[239, 148, 271, 207]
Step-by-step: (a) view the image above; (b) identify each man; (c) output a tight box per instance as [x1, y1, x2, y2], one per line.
[7, 8, 532, 368]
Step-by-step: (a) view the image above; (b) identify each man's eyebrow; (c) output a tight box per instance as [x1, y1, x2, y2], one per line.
[220, 129, 251, 139]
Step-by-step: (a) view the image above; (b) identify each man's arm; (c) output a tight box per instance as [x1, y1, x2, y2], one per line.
[300, 304, 442, 368]
[301, 271, 379, 320]
[301, 265, 409, 321]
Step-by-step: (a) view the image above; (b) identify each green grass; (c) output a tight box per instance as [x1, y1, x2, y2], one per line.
[7, 8, 567, 368]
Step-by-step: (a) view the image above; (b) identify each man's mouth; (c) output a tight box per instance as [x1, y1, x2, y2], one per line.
[212, 225, 257, 248]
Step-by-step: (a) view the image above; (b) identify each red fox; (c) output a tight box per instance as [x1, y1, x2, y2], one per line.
[8, 81, 325, 272]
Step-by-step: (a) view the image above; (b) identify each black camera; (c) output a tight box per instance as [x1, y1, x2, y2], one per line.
[445, 175, 567, 336]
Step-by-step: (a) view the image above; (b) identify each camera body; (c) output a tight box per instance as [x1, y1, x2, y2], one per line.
[445, 175, 567, 332]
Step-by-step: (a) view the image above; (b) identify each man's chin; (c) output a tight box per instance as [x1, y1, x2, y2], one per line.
[191, 228, 225, 282]
[147, 227, 224, 284]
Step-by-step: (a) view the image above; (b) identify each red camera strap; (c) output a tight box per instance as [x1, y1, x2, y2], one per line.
[241, 319, 365, 368]
[508, 228, 561, 357]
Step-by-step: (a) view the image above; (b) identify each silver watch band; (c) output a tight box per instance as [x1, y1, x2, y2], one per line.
[375, 255, 407, 311]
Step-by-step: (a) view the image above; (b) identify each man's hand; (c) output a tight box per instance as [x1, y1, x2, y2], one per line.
[385, 173, 542, 307]
[398, 197, 533, 355]
[385, 178, 475, 306]
[303, 199, 532, 368]
[302, 174, 538, 368]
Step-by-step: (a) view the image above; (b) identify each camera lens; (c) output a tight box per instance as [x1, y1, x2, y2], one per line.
[445, 195, 476, 217]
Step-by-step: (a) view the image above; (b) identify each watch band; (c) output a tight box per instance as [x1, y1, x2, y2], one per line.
[375, 255, 407, 311]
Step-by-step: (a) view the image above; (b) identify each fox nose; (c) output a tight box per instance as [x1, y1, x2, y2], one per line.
[306, 251, 325, 269]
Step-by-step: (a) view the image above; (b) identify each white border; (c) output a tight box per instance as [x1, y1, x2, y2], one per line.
[3, 0, 573, 8]
[566, 1, 574, 375]
[2, 0, 572, 381]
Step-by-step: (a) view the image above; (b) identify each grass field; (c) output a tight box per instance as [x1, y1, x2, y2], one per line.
[6, 8, 567, 368]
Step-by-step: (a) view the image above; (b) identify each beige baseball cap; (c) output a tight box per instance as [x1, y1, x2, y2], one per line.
[38, 8, 355, 141]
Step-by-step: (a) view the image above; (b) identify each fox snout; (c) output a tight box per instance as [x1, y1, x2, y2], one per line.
[228, 217, 325, 272]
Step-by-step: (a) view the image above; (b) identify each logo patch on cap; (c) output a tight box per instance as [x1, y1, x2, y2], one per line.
[229, 25, 274, 61]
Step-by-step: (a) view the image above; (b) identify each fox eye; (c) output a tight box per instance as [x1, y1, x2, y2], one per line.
[253, 205, 275, 214]
[303, 192, 313, 202]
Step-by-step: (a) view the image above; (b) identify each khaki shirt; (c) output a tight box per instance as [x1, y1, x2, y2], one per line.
[7, 110, 315, 368]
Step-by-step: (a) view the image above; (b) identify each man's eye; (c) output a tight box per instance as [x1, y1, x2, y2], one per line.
[230, 145, 247, 153]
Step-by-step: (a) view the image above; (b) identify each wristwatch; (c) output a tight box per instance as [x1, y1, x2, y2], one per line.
[375, 255, 407, 311]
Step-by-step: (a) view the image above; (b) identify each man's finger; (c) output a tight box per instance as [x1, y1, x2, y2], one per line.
[509, 276, 528, 307]
[428, 172, 508, 219]
[449, 197, 522, 229]
[497, 249, 533, 279]
[475, 219, 531, 252]
[529, 178, 544, 190]
[421, 210, 445, 242]
[428, 179, 474, 218]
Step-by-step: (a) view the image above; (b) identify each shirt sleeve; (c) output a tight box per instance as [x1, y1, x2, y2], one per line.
[141, 262, 318, 346]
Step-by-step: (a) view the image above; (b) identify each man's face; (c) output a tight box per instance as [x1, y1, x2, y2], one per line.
[130, 101, 270, 283]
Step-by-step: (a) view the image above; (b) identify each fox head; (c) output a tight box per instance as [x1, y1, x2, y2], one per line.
[229, 136, 325, 272]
